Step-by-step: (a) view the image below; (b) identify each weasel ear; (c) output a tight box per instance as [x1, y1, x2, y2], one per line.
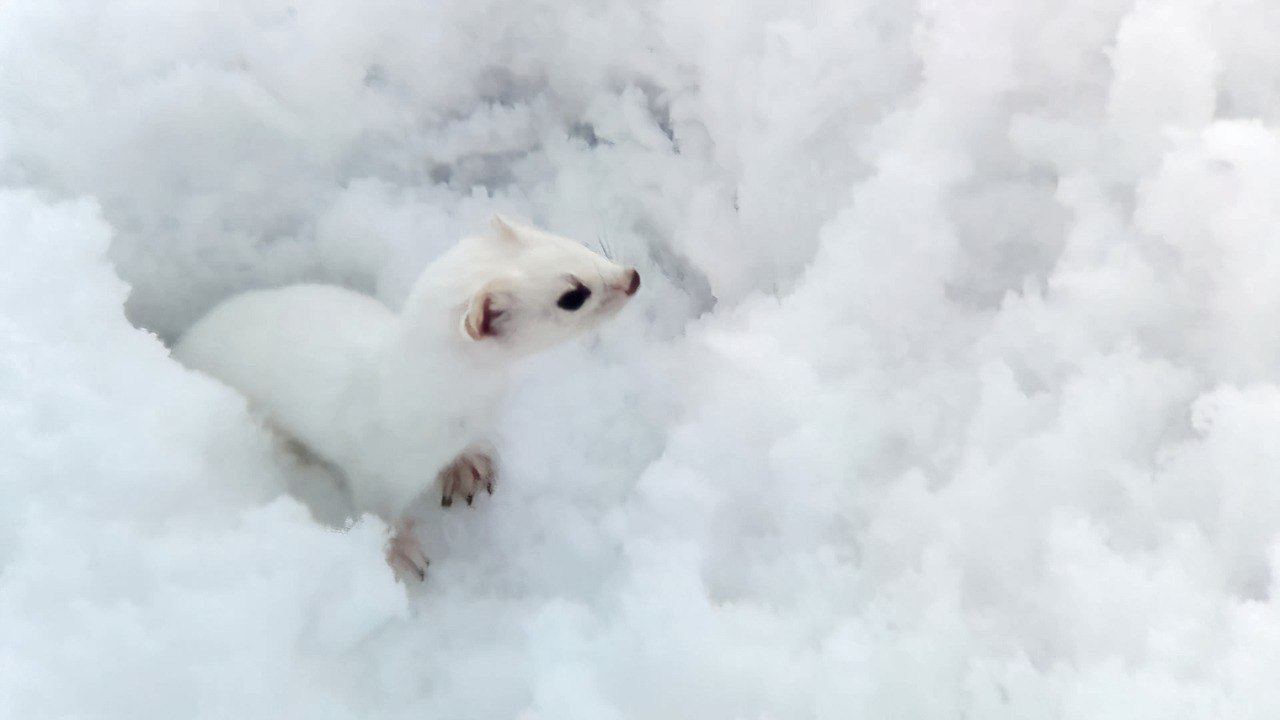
[490, 214, 524, 245]
[461, 280, 515, 341]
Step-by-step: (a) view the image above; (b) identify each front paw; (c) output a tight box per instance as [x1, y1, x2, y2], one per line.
[438, 448, 496, 508]
[386, 519, 429, 582]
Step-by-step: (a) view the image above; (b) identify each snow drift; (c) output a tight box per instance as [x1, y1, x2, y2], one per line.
[5, 0, 1280, 717]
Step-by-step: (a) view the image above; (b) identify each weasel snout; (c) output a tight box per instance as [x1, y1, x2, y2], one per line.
[624, 268, 641, 296]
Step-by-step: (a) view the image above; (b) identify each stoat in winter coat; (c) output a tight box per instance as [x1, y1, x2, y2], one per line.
[173, 216, 640, 580]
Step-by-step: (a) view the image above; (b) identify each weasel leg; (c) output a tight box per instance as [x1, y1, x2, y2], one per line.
[385, 518, 429, 582]
[438, 445, 497, 508]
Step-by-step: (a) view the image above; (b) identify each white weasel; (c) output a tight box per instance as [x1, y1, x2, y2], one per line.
[173, 216, 640, 579]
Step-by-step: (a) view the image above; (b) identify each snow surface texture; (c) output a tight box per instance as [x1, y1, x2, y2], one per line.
[4, 0, 1280, 717]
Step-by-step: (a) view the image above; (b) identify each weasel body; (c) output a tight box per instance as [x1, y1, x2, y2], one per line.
[173, 216, 640, 578]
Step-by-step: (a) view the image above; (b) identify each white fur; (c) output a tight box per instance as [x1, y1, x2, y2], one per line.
[173, 216, 637, 540]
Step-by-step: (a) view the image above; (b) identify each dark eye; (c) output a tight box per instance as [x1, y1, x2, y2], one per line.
[557, 285, 591, 311]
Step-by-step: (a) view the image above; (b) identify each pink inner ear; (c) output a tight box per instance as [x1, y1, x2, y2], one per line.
[478, 295, 504, 338]
[479, 296, 495, 336]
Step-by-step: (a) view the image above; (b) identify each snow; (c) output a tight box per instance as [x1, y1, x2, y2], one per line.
[4, 0, 1280, 716]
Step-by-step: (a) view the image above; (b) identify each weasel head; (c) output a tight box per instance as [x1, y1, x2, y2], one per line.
[457, 215, 641, 354]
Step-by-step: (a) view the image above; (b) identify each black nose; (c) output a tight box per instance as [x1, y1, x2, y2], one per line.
[625, 268, 640, 296]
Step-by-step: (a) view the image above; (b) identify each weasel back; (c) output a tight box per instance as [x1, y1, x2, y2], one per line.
[173, 284, 394, 442]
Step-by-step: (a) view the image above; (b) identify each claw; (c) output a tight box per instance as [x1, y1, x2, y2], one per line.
[441, 495, 453, 508]
[465, 494, 474, 506]
[486, 482, 493, 495]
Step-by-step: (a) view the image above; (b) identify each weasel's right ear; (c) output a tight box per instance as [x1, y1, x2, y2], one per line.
[461, 279, 515, 341]
[490, 214, 524, 246]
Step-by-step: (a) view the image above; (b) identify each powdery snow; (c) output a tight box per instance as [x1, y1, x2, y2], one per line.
[5, 1, 1280, 717]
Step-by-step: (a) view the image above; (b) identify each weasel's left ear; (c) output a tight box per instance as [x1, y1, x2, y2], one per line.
[461, 279, 516, 341]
